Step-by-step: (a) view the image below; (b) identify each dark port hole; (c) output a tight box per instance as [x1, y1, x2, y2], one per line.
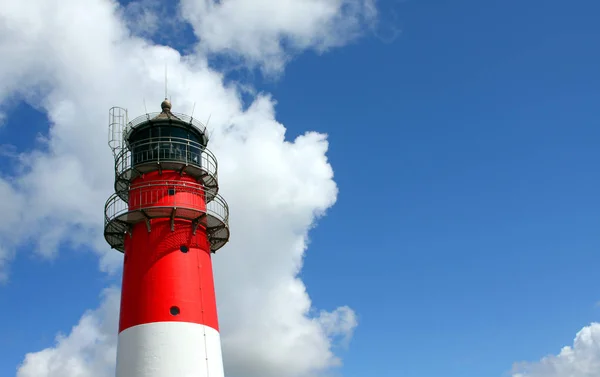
[180, 245, 189, 253]
[170, 306, 180, 316]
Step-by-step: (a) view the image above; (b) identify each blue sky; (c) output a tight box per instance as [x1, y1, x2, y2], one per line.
[1, 0, 600, 376]
[278, 1, 600, 374]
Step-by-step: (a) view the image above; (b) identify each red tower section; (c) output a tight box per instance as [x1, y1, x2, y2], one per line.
[104, 101, 230, 377]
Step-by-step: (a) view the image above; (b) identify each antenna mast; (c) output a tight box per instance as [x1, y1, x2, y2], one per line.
[165, 63, 168, 100]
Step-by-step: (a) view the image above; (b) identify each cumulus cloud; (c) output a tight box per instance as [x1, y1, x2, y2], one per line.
[512, 323, 600, 377]
[181, 0, 377, 74]
[120, 0, 191, 46]
[17, 288, 120, 377]
[120, 0, 165, 37]
[0, 0, 365, 375]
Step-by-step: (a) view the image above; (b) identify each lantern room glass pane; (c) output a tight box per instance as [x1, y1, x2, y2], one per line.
[129, 124, 205, 168]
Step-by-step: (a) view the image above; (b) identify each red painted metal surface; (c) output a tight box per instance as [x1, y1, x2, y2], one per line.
[119, 171, 219, 333]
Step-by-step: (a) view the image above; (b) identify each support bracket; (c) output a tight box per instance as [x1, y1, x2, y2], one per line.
[178, 164, 188, 176]
[140, 210, 151, 233]
[191, 213, 207, 235]
[170, 207, 176, 231]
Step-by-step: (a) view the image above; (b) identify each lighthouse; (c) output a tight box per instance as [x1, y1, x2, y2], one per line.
[104, 100, 230, 377]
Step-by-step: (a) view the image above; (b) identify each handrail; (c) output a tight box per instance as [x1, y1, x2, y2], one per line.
[104, 181, 229, 227]
[124, 135, 206, 147]
[114, 137, 219, 180]
[125, 112, 207, 136]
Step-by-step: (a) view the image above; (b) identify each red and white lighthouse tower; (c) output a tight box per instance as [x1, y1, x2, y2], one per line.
[104, 100, 230, 377]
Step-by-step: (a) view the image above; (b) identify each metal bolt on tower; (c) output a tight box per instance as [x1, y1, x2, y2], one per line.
[105, 100, 230, 377]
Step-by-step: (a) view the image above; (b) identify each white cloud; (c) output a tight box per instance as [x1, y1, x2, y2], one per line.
[0, 0, 366, 375]
[120, 0, 163, 37]
[120, 0, 190, 45]
[181, 0, 377, 74]
[512, 323, 600, 377]
[17, 288, 120, 377]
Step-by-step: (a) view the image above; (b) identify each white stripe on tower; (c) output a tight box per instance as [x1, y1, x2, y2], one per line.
[116, 322, 224, 377]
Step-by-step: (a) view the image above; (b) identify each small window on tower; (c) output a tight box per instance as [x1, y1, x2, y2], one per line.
[168, 188, 175, 196]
